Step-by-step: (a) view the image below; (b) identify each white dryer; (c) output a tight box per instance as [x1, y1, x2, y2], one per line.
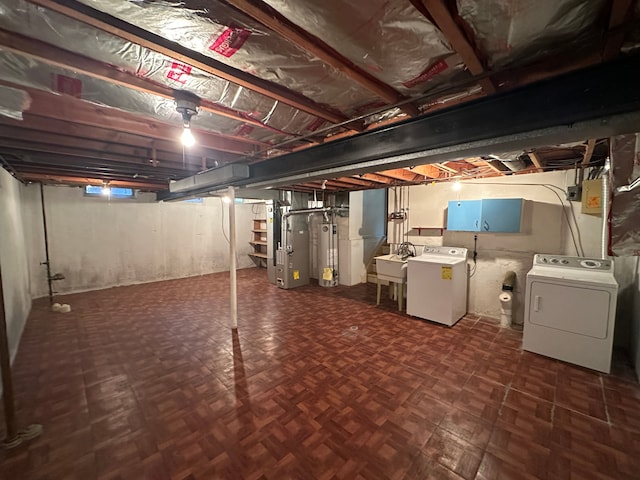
[524, 254, 618, 373]
[407, 247, 468, 326]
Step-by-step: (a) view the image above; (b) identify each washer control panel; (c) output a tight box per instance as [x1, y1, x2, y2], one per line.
[422, 246, 468, 258]
[534, 254, 612, 271]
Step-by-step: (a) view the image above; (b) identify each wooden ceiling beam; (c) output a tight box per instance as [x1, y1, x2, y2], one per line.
[0, 80, 259, 155]
[333, 176, 378, 188]
[418, 0, 496, 94]
[378, 168, 422, 182]
[528, 151, 544, 169]
[360, 173, 395, 184]
[224, 0, 420, 117]
[11, 163, 174, 183]
[433, 163, 458, 174]
[409, 164, 443, 178]
[3, 150, 194, 177]
[16, 172, 167, 190]
[0, 115, 242, 166]
[0, 28, 289, 134]
[465, 157, 506, 175]
[28, 0, 354, 126]
[582, 139, 597, 166]
[0, 126, 201, 169]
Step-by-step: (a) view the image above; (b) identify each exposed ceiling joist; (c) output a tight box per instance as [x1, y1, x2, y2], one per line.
[418, 0, 496, 94]
[409, 164, 442, 178]
[27, 0, 357, 127]
[0, 115, 242, 166]
[0, 80, 260, 155]
[224, 0, 420, 117]
[378, 168, 422, 182]
[0, 28, 289, 134]
[4, 150, 194, 176]
[583, 139, 597, 166]
[527, 151, 544, 169]
[241, 56, 640, 189]
[360, 173, 394, 184]
[15, 172, 167, 190]
[332, 176, 379, 188]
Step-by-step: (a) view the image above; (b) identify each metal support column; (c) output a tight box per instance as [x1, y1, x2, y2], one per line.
[228, 187, 238, 330]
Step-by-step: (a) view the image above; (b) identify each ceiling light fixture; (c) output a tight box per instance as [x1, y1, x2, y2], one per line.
[174, 90, 201, 147]
[452, 179, 462, 191]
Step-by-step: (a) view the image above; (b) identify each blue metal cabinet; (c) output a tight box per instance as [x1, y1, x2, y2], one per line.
[447, 200, 482, 231]
[447, 198, 522, 232]
[480, 198, 522, 232]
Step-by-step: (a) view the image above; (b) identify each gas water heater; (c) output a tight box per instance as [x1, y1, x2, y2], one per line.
[318, 223, 338, 287]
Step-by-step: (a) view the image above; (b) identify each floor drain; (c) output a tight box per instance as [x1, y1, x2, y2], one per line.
[350, 326, 358, 331]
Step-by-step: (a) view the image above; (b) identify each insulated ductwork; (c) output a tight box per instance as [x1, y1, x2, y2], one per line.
[487, 152, 527, 171]
[457, 0, 608, 68]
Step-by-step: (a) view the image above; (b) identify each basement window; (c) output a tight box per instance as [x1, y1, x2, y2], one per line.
[84, 185, 136, 199]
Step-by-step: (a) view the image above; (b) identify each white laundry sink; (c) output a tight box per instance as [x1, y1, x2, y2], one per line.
[375, 254, 408, 281]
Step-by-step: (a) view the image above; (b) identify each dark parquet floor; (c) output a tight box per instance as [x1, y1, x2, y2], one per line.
[1, 267, 639, 479]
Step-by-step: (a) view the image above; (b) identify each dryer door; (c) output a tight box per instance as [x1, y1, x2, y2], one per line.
[528, 281, 612, 339]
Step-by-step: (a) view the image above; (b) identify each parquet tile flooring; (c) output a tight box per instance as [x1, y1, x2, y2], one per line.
[1, 268, 639, 479]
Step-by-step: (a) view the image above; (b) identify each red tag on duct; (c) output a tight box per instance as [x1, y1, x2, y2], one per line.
[166, 61, 192, 84]
[55, 75, 82, 97]
[210, 26, 251, 58]
[403, 59, 449, 89]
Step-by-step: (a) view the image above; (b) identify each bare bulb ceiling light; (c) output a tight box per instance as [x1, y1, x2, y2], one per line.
[174, 90, 200, 147]
[181, 127, 195, 147]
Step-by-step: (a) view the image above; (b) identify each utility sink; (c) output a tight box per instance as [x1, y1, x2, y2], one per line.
[375, 254, 408, 281]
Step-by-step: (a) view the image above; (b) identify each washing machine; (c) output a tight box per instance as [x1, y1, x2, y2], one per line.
[524, 254, 618, 373]
[407, 246, 468, 326]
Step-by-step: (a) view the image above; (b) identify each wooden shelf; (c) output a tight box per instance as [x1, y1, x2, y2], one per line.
[250, 218, 268, 267]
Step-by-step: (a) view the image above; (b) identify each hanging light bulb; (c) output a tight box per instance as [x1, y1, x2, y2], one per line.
[452, 179, 462, 191]
[181, 125, 195, 147]
[175, 91, 201, 148]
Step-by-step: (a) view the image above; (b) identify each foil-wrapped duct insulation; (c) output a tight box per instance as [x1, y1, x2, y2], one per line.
[259, 0, 466, 96]
[0, 84, 30, 120]
[610, 134, 640, 256]
[457, 0, 608, 68]
[0, 0, 329, 142]
[0, 49, 297, 148]
[76, 0, 378, 114]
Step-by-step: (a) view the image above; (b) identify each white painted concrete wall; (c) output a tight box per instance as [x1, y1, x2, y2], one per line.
[0, 168, 31, 363]
[389, 170, 636, 327]
[22, 185, 259, 298]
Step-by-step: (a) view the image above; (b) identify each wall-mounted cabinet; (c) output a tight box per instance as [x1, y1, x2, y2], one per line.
[447, 198, 523, 232]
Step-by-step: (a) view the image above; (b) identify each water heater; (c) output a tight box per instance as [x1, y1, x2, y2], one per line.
[318, 223, 338, 287]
